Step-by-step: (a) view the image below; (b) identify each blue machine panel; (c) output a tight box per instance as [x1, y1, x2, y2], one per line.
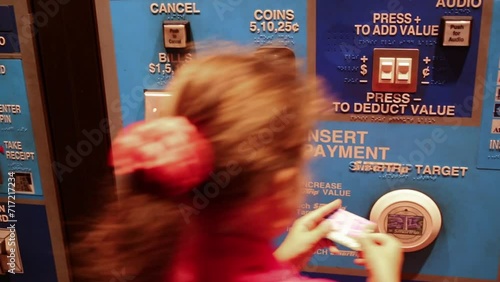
[0, 203, 57, 281]
[311, 0, 500, 280]
[107, 1, 500, 281]
[0, 6, 20, 53]
[0, 60, 44, 200]
[0, 6, 16, 32]
[317, 0, 482, 119]
[305, 122, 500, 280]
[110, 0, 307, 126]
[477, 3, 500, 169]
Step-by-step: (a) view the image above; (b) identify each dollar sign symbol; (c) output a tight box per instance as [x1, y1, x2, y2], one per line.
[360, 64, 368, 76]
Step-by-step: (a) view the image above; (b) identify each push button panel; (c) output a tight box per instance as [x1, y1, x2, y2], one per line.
[163, 21, 190, 49]
[0, 229, 23, 274]
[441, 16, 472, 47]
[379, 58, 395, 83]
[396, 58, 412, 84]
[372, 48, 419, 93]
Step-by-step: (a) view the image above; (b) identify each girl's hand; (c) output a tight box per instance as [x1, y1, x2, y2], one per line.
[274, 200, 342, 269]
[355, 233, 403, 282]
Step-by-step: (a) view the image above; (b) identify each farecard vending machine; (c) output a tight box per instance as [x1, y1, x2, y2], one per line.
[0, 0, 72, 281]
[94, 1, 500, 282]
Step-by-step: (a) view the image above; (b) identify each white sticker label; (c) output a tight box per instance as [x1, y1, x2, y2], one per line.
[442, 20, 471, 46]
[492, 120, 500, 134]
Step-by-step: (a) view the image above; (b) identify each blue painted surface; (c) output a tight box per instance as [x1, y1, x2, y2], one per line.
[304, 122, 500, 280]
[0, 6, 16, 32]
[108, 1, 500, 281]
[303, 272, 424, 282]
[477, 1, 500, 169]
[0, 59, 44, 200]
[314, 0, 499, 280]
[317, 0, 482, 118]
[0, 203, 57, 282]
[110, 0, 307, 126]
[0, 6, 20, 53]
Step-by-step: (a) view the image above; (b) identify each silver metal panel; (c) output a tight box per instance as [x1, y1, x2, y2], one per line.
[144, 90, 177, 120]
[94, 0, 123, 140]
[0, 53, 21, 59]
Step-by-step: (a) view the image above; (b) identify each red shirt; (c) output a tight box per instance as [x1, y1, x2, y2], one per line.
[170, 232, 334, 282]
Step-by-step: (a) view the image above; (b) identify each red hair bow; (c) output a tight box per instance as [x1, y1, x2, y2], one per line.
[111, 117, 214, 195]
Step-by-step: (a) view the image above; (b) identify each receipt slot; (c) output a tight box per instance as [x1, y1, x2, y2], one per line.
[372, 48, 419, 93]
[0, 228, 23, 274]
[370, 189, 442, 252]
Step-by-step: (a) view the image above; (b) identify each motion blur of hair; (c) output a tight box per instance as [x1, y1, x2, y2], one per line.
[72, 44, 326, 282]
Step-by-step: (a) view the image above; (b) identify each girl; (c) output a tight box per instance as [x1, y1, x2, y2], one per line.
[75, 49, 402, 282]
